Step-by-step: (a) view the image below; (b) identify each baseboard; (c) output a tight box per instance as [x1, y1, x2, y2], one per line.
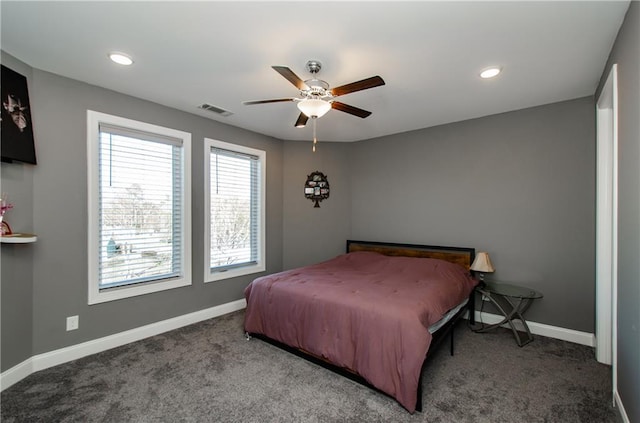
[0, 299, 246, 392]
[468, 311, 596, 347]
[614, 390, 630, 423]
[0, 358, 35, 392]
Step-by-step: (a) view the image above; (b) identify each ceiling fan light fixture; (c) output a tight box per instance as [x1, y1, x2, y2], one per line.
[297, 98, 331, 118]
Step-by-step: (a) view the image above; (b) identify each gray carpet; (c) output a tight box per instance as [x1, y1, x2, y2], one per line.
[1, 310, 617, 422]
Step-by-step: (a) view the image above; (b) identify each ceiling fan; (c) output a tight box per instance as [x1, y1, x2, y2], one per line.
[243, 60, 385, 128]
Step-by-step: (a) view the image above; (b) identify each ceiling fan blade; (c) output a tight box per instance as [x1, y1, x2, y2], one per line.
[294, 113, 309, 128]
[330, 76, 385, 97]
[243, 98, 296, 105]
[331, 101, 372, 118]
[272, 66, 308, 90]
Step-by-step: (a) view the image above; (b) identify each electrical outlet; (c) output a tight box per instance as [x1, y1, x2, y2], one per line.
[66, 315, 79, 331]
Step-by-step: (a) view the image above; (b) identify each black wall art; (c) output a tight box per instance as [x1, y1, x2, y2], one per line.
[304, 171, 330, 208]
[1, 65, 37, 164]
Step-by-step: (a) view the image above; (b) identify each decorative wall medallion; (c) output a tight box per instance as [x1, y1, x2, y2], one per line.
[304, 171, 330, 208]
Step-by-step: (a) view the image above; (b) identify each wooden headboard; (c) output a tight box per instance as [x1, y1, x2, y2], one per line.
[346, 240, 476, 270]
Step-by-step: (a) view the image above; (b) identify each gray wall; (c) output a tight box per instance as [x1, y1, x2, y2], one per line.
[1, 56, 283, 370]
[0, 53, 35, 370]
[282, 141, 351, 269]
[597, 2, 640, 421]
[349, 97, 596, 332]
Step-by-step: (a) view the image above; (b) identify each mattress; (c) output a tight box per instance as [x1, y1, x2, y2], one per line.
[428, 298, 468, 334]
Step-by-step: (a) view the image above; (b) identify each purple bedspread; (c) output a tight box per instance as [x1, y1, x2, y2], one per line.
[243, 251, 477, 412]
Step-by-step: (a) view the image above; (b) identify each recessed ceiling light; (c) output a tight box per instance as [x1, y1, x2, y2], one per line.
[109, 52, 134, 66]
[480, 67, 502, 79]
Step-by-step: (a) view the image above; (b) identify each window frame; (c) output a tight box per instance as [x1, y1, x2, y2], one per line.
[204, 138, 266, 283]
[87, 110, 192, 305]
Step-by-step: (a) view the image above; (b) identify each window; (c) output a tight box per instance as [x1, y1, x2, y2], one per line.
[204, 138, 265, 282]
[87, 111, 191, 304]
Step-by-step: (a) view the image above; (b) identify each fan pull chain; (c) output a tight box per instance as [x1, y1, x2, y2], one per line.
[312, 118, 317, 153]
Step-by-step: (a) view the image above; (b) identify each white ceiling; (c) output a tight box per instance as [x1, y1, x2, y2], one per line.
[0, 1, 630, 142]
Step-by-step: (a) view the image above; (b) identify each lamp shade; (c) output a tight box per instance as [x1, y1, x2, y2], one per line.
[470, 252, 495, 273]
[297, 99, 331, 118]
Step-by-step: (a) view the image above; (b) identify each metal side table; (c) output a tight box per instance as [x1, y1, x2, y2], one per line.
[472, 281, 543, 347]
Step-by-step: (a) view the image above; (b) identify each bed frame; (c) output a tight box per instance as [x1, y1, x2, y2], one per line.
[248, 239, 476, 412]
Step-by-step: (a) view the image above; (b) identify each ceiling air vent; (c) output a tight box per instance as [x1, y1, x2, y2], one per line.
[198, 103, 233, 117]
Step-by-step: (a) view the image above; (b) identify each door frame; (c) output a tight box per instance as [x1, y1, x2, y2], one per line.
[595, 64, 618, 399]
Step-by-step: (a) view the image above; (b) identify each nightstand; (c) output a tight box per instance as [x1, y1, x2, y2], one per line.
[472, 281, 543, 347]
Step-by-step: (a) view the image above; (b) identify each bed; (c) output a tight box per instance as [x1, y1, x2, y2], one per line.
[243, 240, 478, 413]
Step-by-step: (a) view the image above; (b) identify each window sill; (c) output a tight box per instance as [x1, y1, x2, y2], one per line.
[205, 263, 265, 283]
[89, 277, 192, 305]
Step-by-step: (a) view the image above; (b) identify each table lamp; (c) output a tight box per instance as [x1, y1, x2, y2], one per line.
[470, 252, 495, 284]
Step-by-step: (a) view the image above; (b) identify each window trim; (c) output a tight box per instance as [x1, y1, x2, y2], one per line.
[204, 138, 266, 283]
[87, 110, 192, 304]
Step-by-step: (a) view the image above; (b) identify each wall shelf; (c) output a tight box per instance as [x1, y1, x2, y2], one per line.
[0, 233, 37, 244]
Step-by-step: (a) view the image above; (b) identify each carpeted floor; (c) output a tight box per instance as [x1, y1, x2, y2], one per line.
[1, 310, 617, 422]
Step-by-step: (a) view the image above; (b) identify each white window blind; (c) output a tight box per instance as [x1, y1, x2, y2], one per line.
[97, 124, 183, 289]
[209, 146, 260, 271]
